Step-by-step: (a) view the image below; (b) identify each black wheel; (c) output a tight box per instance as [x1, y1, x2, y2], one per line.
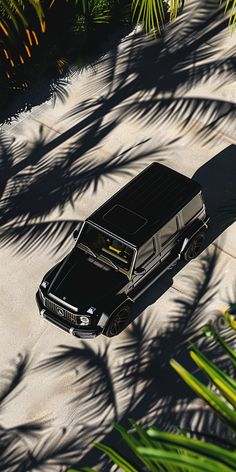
[103, 303, 131, 337]
[184, 231, 205, 261]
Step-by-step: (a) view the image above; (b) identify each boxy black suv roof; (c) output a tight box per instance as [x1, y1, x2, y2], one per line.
[91, 162, 201, 246]
[36, 162, 209, 339]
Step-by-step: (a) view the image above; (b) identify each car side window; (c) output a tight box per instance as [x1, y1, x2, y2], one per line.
[159, 217, 178, 246]
[135, 238, 155, 268]
[182, 194, 203, 225]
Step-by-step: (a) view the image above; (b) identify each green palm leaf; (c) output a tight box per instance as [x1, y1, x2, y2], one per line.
[130, 0, 236, 32]
[129, 420, 180, 472]
[224, 0, 236, 26]
[189, 344, 236, 409]
[170, 359, 236, 431]
[147, 428, 236, 469]
[94, 442, 139, 472]
[137, 447, 235, 472]
[0, 1, 44, 30]
[203, 325, 236, 368]
[131, 0, 166, 31]
[113, 422, 161, 472]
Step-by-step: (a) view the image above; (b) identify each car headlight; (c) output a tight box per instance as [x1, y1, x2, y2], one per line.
[79, 316, 90, 326]
[41, 280, 49, 289]
[39, 287, 45, 305]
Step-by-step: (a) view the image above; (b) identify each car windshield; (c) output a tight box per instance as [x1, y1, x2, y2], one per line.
[77, 223, 134, 271]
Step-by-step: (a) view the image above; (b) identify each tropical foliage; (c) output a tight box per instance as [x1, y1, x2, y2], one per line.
[2, 1, 236, 35]
[131, 0, 236, 31]
[1, 0, 236, 115]
[1, 1, 236, 253]
[0, 0, 133, 111]
[0, 0, 44, 34]
[67, 307, 236, 472]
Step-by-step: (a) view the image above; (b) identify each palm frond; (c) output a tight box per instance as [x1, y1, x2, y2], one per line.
[147, 426, 236, 469]
[170, 358, 236, 432]
[203, 325, 236, 368]
[131, 0, 167, 32]
[189, 343, 236, 408]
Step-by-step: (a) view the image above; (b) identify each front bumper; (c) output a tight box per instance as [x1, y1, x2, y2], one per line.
[36, 292, 102, 339]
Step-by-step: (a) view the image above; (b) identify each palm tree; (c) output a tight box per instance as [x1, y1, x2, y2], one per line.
[2, 1, 236, 36]
[0, 1, 44, 36]
[131, 0, 236, 32]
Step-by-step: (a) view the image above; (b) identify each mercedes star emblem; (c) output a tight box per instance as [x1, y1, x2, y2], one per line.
[57, 307, 65, 316]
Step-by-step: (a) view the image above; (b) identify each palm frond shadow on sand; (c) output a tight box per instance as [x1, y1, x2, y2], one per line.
[1, 2, 236, 258]
[0, 129, 164, 257]
[32, 247, 230, 470]
[0, 351, 49, 472]
[0, 353, 31, 409]
[65, 0, 236, 144]
[0, 248, 233, 471]
[0, 353, 94, 471]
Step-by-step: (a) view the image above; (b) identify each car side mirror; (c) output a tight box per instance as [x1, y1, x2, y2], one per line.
[134, 267, 146, 276]
[73, 230, 79, 240]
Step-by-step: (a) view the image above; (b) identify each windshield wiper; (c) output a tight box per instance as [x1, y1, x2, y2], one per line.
[78, 243, 97, 259]
[98, 254, 119, 271]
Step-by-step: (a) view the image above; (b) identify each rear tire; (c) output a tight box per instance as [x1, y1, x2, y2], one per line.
[103, 303, 131, 337]
[184, 231, 205, 261]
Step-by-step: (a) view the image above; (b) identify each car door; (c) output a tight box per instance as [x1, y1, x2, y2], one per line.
[157, 215, 179, 262]
[131, 237, 160, 289]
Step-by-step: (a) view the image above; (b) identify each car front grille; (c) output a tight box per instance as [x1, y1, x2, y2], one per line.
[45, 298, 79, 325]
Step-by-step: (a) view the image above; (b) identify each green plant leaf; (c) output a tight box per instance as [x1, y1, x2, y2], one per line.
[189, 344, 236, 409]
[224, 305, 236, 331]
[129, 420, 176, 472]
[131, 0, 165, 32]
[147, 428, 236, 469]
[113, 422, 161, 472]
[138, 447, 236, 472]
[203, 325, 236, 368]
[94, 442, 139, 472]
[224, 0, 236, 26]
[170, 359, 236, 431]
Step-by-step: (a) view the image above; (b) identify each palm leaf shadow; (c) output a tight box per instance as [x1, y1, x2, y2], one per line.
[0, 353, 31, 408]
[0, 429, 26, 472]
[30, 245, 227, 470]
[171, 246, 222, 344]
[2, 3, 236, 258]
[35, 342, 119, 424]
[0, 219, 81, 256]
[24, 427, 85, 471]
[106, 246, 223, 430]
[113, 316, 156, 412]
[65, 1, 236, 145]
[0, 135, 160, 255]
[1, 3, 236, 469]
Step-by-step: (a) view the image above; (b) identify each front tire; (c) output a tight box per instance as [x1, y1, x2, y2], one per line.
[103, 303, 131, 337]
[184, 231, 205, 261]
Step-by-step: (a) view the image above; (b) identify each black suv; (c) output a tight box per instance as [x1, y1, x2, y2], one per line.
[36, 162, 209, 338]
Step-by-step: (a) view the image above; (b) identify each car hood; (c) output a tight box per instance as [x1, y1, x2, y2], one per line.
[48, 247, 128, 312]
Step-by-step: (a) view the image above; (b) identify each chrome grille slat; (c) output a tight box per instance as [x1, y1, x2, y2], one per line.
[45, 298, 79, 325]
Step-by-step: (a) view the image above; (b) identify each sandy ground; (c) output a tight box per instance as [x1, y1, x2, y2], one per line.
[0, 2, 236, 471]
